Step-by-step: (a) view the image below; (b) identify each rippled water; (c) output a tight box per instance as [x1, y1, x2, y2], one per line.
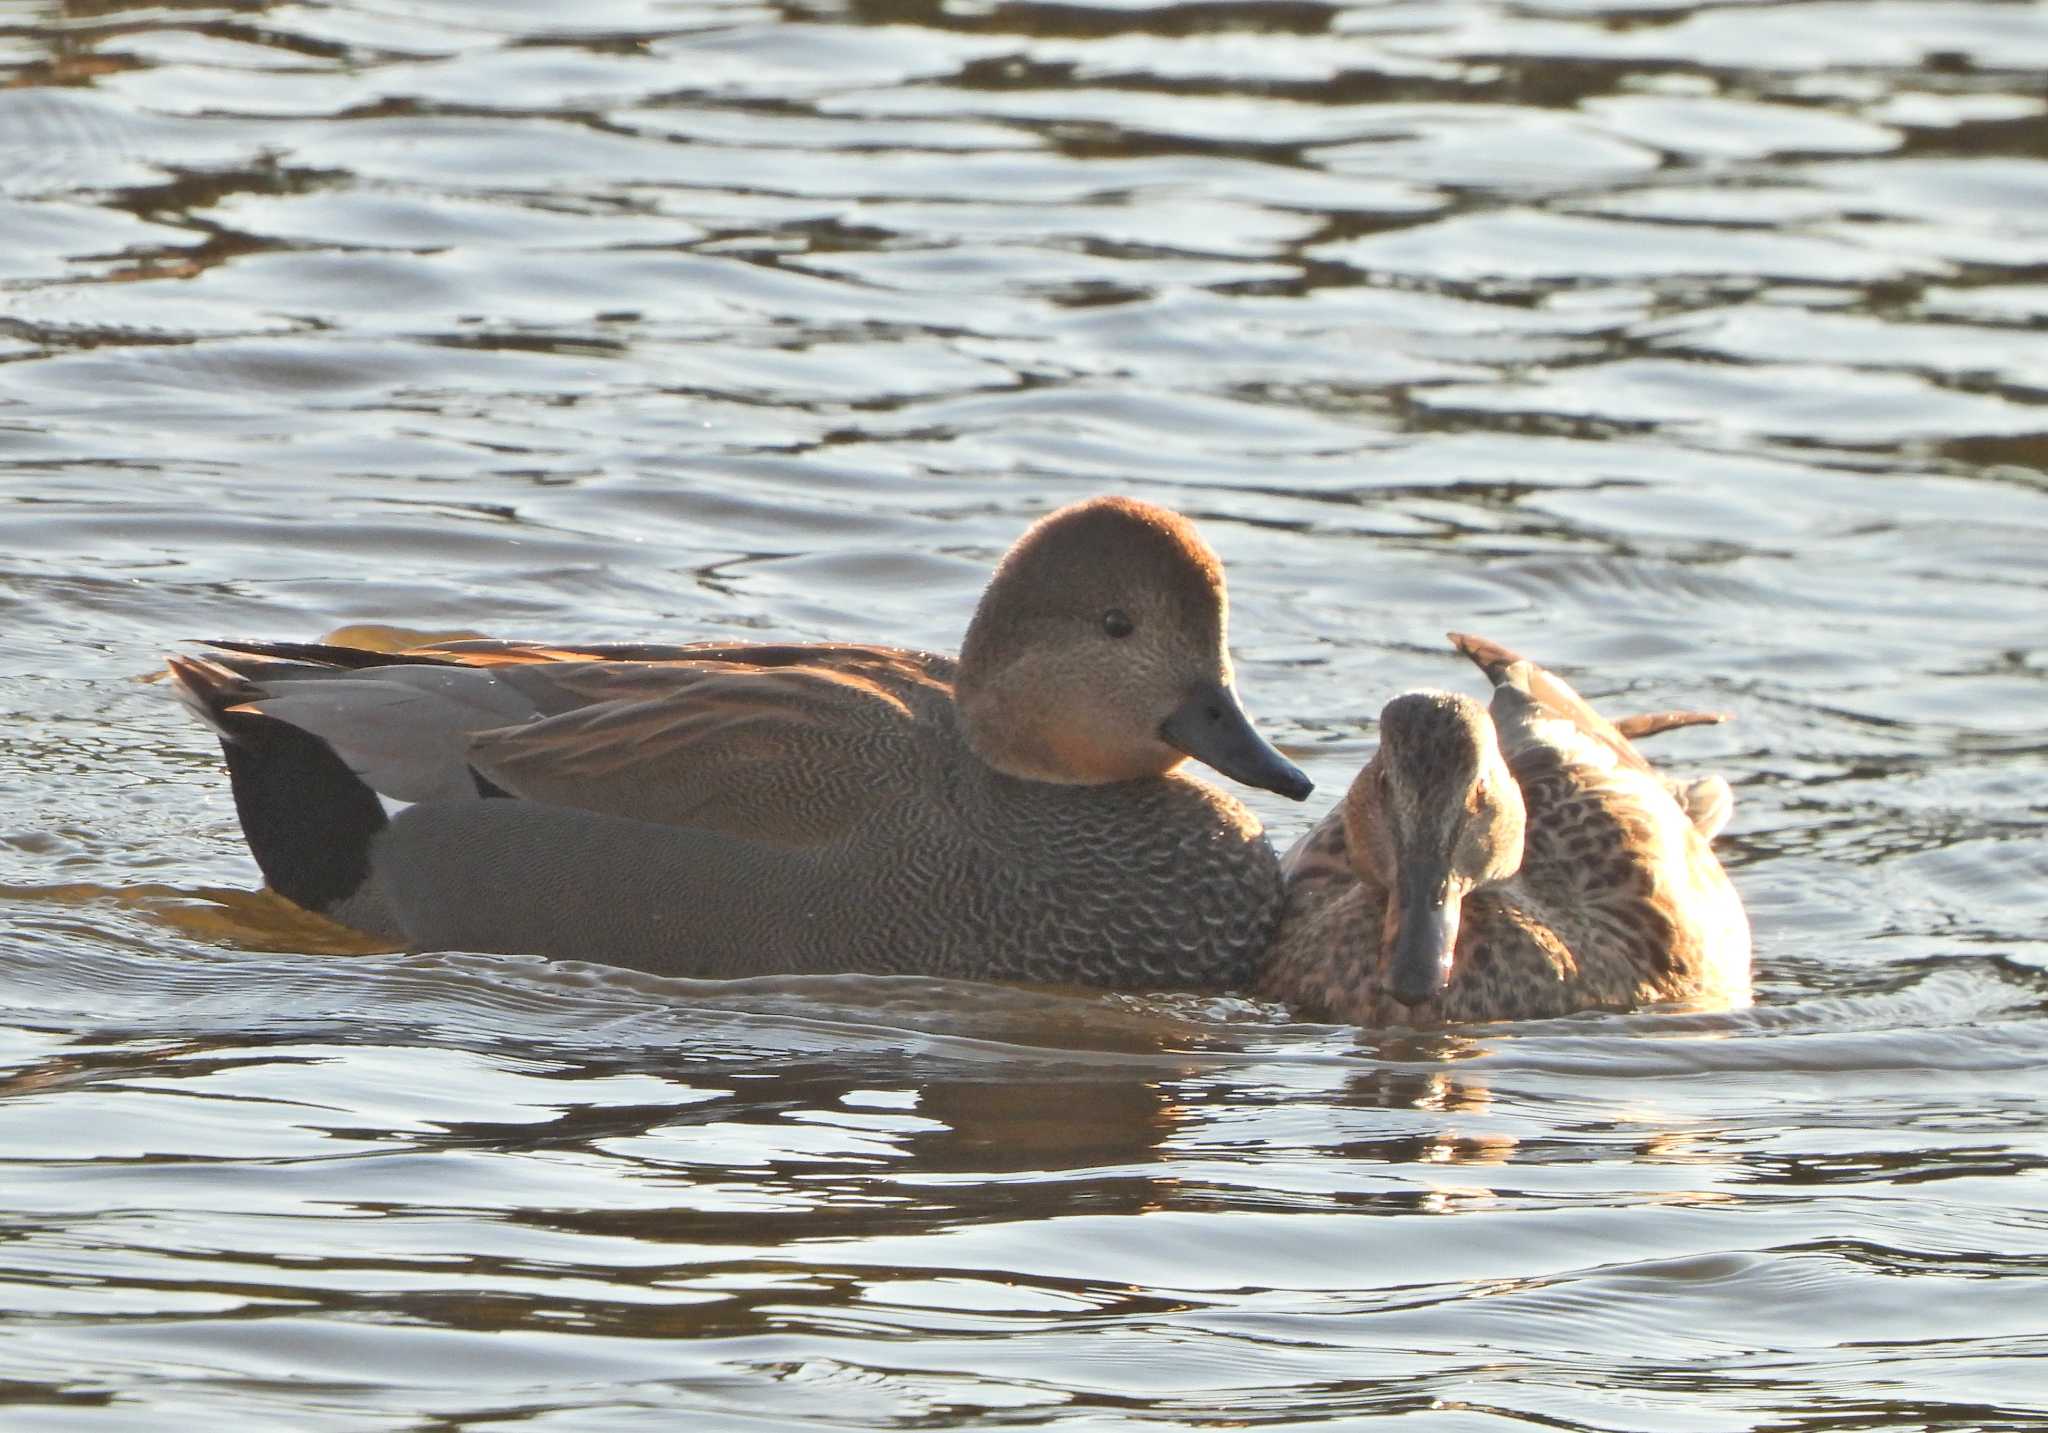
[4, 0, 2046, 1425]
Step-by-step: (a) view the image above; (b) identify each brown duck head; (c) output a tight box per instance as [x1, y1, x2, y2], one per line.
[954, 496, 1311, 801]
[1344, 690, 1526, 1006]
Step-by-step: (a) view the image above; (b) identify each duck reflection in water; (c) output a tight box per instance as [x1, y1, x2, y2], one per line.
[1259, 634, 1750, 1028]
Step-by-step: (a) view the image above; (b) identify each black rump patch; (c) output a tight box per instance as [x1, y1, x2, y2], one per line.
[212, 708, 388, 913]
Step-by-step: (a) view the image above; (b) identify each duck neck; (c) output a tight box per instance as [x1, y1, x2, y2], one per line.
[955, 676, 1061, 785]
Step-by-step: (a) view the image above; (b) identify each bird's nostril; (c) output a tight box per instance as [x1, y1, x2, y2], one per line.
[1206, 705, 1222, 722]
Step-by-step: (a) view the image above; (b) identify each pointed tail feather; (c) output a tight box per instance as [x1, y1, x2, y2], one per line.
[1445, 631, 1524, 683]
[1615, 709, 1732, 740]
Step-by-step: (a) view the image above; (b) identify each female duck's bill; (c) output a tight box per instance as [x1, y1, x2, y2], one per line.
[1361, 692, 1526, 1007]
[165, 495, 1311, 988]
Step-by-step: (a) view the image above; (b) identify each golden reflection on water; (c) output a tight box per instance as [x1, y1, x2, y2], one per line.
[2, 880, 397, 953]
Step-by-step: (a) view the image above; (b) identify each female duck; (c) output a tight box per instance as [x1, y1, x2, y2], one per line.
[169, 497, 1312, 986]
[1260, 633, 1749, 1025]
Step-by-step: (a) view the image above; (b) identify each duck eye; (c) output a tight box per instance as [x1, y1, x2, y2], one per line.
[1101, 608, 1134, 639]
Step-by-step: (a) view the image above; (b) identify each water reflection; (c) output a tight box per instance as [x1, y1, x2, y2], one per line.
[4, 932, 2047, 1424]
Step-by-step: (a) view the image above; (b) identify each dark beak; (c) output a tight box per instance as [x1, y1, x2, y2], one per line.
[1387, 865, 1460, 1007]
[1159, 679, 1313, 801]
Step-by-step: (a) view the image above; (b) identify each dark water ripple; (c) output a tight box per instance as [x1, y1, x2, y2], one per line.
[3, 0, 2047, 1425]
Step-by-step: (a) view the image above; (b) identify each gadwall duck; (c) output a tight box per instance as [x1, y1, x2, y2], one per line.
[1259, 633, 1749, 1025]
[167, 497, 1312, 986]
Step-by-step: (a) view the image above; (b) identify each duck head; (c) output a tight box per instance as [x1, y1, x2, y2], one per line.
[954, 496, 1311, 801]
[1344, 690, 1526, 1006]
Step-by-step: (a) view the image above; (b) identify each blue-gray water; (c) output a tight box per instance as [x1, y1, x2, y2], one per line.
[3, 0, 2046, 1427]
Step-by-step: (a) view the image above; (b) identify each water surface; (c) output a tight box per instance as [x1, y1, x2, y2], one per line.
[3, 0, 2046, 1426]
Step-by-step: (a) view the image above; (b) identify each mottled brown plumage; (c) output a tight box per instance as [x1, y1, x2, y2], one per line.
[167, 497, 1312, 987]
[1259, 633, 1750, 1026]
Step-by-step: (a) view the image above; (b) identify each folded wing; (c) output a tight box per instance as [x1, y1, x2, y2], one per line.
[189, 638, 956, 843]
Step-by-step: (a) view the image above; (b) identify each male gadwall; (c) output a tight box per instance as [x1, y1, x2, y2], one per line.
[168, 497, 1312, 985]
[1259, 633, 1749, 1025]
